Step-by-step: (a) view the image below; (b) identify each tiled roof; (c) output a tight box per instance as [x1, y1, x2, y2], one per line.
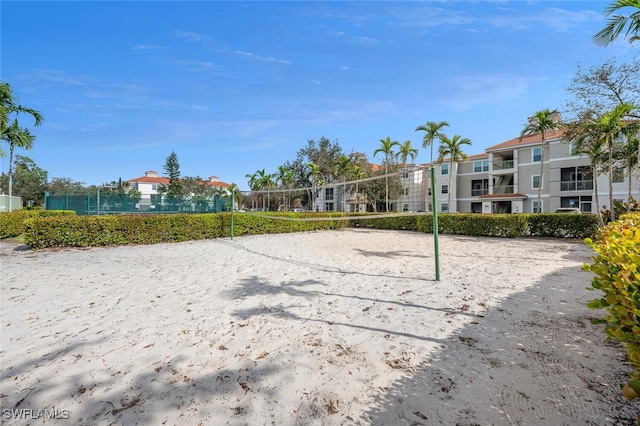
[128, 174, 231, 188]
[129, 176, 169, 184]
[479, 193, 528, 199]
[207, 180, 231, 188]
[486, 129, 564, 152]
[466, 153, 489, 160]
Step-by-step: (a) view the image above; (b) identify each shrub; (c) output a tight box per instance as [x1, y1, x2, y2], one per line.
[527, 213, 600, 239]
[22, 212, 352, 249]
[584, 214, 640, 396]
[0, 210, 75, 239]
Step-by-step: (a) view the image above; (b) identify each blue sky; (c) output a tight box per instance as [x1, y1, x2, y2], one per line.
[1, 1, 636, 190]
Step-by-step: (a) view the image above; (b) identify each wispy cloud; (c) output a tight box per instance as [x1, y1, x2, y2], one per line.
[486, 7, 601, 32]
[236, 50, 291, 65]
[156, 58, 216, 72]
[26, 68, 86, 86]
[174, 30, 211, 43]
[442, 73, 537, 110]
[131, 43, 167, 50]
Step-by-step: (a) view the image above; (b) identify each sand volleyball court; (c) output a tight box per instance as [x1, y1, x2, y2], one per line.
[1, 228, 638, 425]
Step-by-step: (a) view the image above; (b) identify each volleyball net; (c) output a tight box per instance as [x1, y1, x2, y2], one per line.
[239, 165, 431, 219]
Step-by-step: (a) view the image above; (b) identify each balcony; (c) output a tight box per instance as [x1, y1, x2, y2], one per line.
[471, 189, 489, 196]
[493, 160, 514, 170]
[560, 180, 593, 191]
[493, 185, 515, 194]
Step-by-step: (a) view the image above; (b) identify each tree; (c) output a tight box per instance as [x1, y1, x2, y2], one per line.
[1, 81, 44, 211]
[565, 57, 640, 120]
[437, 134, 471, 212]
[0, 155, 48, 207]
[48, 177, 86, 193]
[334, 154, 353, 212]
[277, 165, 295, 211]
[4, 121, 35, 207]
[614, 135, 639, 208]
[373, 136, 400, 212]
[245, 172, 260, 210]
[350, 165, 367, 212]
[577, 103, 639, 221]
[593, 0, 640, 47]
[307, 162, 321, 211]
[415, 121, 449, 164]
[0, 82, 44, 134]
[520, 109, 562, 213]
[397, 140, 419, 211]
[293, 136, 344, 185]
[162, 150, 182, 198]
[565, 116, 607, 225]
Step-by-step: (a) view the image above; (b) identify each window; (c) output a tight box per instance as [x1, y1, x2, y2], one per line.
[613, 167, 625, 183]
[441, 203, 448, 213]
[441, 164, 449, 175]
[532, 201, 543, 213]
[532, 175, 541, 189]
[151, 184, 159, 191]
[533, 147, 542, 162]
[568, 141, 579, 155]
[560, 166, 593, 191]
[473, 160, 489, 173]
[471, 179, 489, 196]
[401, 173, 409, 179]
[561, 196, 592, 212]
[403, 203, 409, 212]
[427, 188, 432, 196]
[428, 203, 432, 212]
[471, 202, 482, 213]
[441, 185, 448, 194]
[325, 188, 334, 200]
[325, 202, 334, 211]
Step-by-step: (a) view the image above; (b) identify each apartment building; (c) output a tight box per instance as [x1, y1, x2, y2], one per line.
[432, 130, 639, 214]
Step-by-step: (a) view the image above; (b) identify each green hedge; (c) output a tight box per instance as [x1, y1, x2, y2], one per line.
[22, 212, 351, 249]
[584, 213, 640, 398]
[527, 213, 600, 238]
[0, 210, 75, 239]
[20, 211, 601, 249]
[351, 213, 592, 238]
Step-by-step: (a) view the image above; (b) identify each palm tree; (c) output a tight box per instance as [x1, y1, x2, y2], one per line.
[4, 120, 35, 209]
[253, 169, 269, 210]
[415, 121, 449, 164]
[277, 166, 295, 211]
[578, 103, 639, 221]
[245, 172, 260, 209]
[520, 109, 562, 213]
[334, 154, 352, 212]
[568, 119, 607, 225]
[593, 0, 640, 47]
[1, 82, 44, 135]
[227, 183, 241, 210]
[373, 136, 400, 212]
[437, 135, 471, 212]
[350, 165, 367, 212]
[1, 81, 44, 211]
[397, 140, 419, 211]
[616, 135, 639, 207]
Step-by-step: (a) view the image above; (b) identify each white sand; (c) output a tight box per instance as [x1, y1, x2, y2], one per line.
[1, 228, 638, 425]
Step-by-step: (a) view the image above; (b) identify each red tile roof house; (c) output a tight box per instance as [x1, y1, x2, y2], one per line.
[128, 171, 231, 212]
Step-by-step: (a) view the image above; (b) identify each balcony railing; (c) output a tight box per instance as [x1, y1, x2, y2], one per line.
[560, 180, 593, 191]
[493, 160, 514, 170]
[492, 185, 515, 194]
[471, 189, 489, 196]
